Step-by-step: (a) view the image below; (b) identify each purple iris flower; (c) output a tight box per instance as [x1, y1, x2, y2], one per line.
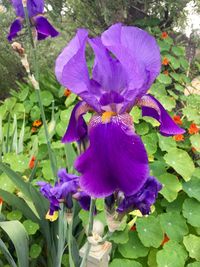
[37, 168, 91, 215]
[55, 23, 184, 200]
[8, 0, 59, 42]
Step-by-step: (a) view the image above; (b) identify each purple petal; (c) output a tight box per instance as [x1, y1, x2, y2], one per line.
[7, 18, 23, 42]
[33, 16, 59, 40]
[12, 0, 44, 17]
[77, 191, 91, 211]
[57, 168, 79, 182]
[117, 176, 162, 215]
[101, 23, 161, 101]
[88, 37, 127, 92]
[138, 94, 185, 136]
[75, 114, 149, 198]
[62, 101, 88, 143]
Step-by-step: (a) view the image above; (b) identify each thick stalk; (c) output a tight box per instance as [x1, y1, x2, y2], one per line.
[23, 4, 57, 178]
[80, 198, 96, 267]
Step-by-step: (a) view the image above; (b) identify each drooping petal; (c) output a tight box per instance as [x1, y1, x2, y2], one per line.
[138, 94, 185, 136]
[117, 176, 162, 215]
[62, 101, 88, 143]
[75, 114, 149, 198]
[88, 37, 127, 92]
[12, 0, 44, 18]
[7, 18, 23, 42]
[101, 23, 161, 101]
[33, 16, 59, 40]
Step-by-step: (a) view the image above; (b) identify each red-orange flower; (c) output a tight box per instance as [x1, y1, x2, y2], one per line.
[173, 134, 184, 142]
[64, 88, 71, 97]
[173, 115, 182, 125]
[130, 225, 136, 231]
[0, 197, 3, 205]
[188, 123, 199, 134]
[31, 127, 37, 133]
[29, 156, 36, 169]
[192, 147, 197, 153]
[32, 120, 42, 127]
[161, 32, 168, 39]
[163, 70, 169, 75]
[162, 57, 170, 66]
[161, 234, 170, 246]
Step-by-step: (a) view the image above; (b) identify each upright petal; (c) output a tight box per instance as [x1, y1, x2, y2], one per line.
[62, 101, 88, 143]
[75, 114, 149, 197]
[12, 0, 44, 17]
[34, 16, 59, 40]
[7, 18, 23, 42]
[101, 23, 161, 100]
[138, 94, 185, 136]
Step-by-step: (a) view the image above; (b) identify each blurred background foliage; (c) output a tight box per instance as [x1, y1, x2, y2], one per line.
[0, 0, 200, 98]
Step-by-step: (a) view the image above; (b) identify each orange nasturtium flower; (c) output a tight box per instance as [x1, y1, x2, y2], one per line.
[64, 88, 71, 97]
[162, 57, 170, 66]
[0, 197, 3, 205]
[161, 234, 170, 246]
[32, 120, 42, 127]
[188, 123, 199, 134]
[163, 70, 169, 75]
[31, 127, 37, 133]
[173, 134, 184, 142]
[161, 32, 168, 39]
[173, 115, 182, 125]
[130, 225, 136, 231]
[29, 156, 36, 169]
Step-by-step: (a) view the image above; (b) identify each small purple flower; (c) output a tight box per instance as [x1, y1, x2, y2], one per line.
[55, 23, 184, 202]
[37, 169, 91, 215]
[8, 0, 59, 41]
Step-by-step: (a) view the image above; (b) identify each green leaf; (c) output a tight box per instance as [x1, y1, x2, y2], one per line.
[41, 160, 54, 181]
[190, 134, 200, 152]
[30, 244, 42, 259]
[183, 234, 200, 261]
[183, 177, 200, 201]
[147, 249, 158, 267]
[157, 74, 172, 85]
[40, 91, 54, 106]
[0, 173, 15, 193]
[96, 198, 104, 211]
[150, 161, 167, 177]
[172, 46, 185, 56]
[168, 55, 180, 69]
[157, 173, 182, 202]
[130, 107, 141, 123]
[180, 57, 189, 70]
[0, 238, 17, 267]
[183, 198, 200, 227]
[118, 232, 149, 259]
[156, 240, 187, 267]
[109, 225, 129, 244]
[0, 221, 29, 267]
[156, 95, 176, 111]
[183, 106, 200, 124]
[142, 133, 158, 155]
[158, 40, 171, 52]
[7, 210, 22, 221]
[135, 122, 149, 135]
[3, 153, 29, 173]
[159, 211, 188, 242]
[136, 216, 163, 248]
[158, 134, 176, 152]
[30, 106, 41, 121]
[187, 262, 200, 267]
[109, 259, 142, 267]
[164, 148, 195, 181]
[23, 220, 39, 235]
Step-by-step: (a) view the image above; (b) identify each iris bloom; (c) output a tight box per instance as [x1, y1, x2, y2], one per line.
[37, 168, 91, 216]
[8, 0, 59, 41]
[55, 24, 184, 211]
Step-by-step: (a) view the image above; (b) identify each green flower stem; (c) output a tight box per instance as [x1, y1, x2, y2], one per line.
[80, 198, 96, 267]
[68, 218, 75, 267]
[23, 4, 57, 178]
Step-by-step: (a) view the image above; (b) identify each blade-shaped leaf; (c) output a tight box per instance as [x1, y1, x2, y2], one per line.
[0, 238, 17, 267]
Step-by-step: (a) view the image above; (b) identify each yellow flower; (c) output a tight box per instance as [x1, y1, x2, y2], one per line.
[45, 210, 58, 222]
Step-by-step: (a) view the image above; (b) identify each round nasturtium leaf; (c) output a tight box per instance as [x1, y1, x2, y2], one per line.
[23, 220, 39, 235]
[164, 148, 195, 181]
[190, 134, 200, 152]
[142, 133, 158, 155]
[147, 249, 157, 267]
[183, 178, 200, 201]
[0, 173, 15, 193]
[3, 153, 29, 173]
[187, 262, 200, 267]
[118, 231, 149, 259]
[7, 210, 23, 221]
[157, 173, 182, 202]
[156, 240, 188, 267]
[109, 259, 142, 267]
[157, 73, 172, 85]
[109, 225, 129, 244]
[156, 95, 176, 111]
[136, 216, 164, 248]
[30, 106, 41, 121]
[158, 134, 176, 152]
[40, 91, 54, 106]
[172, 46, 184, 56]
[135, 122, 149, 135]
[183, 198, 200, 227]
[30, 244, 42, 259]
[159, 211, 188, 242]
[183, 235, 200, 261]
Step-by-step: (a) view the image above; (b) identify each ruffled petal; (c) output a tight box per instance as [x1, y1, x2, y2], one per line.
[101, 23, 161, 100]
[117, 176, 162, 215]
[75, 115, 149, 197]
[7, 18, 23, 42]
[88, 37, 127, 92]
[62, 101, 88, 143]
[12, 0, 44, 17]
[33, 16, 59, 40]
[138, 94, 185, 136]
